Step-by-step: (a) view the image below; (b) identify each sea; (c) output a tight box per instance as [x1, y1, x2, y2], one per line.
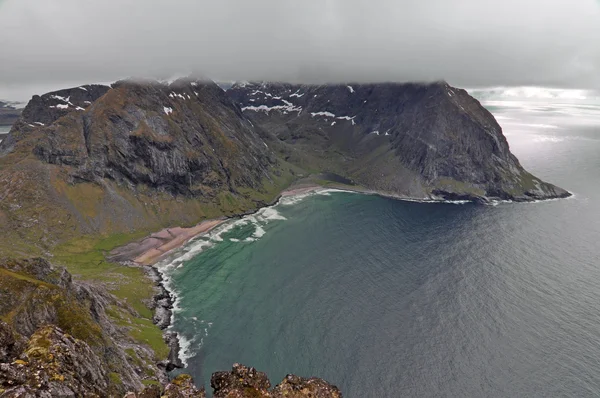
[158, 88, 600, 397]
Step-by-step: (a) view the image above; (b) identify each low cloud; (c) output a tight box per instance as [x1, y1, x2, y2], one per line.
[1, 0, 600, 100]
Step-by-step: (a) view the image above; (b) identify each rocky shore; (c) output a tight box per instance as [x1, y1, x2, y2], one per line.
[124, 363, 342, 398]
[0, 258, 342, 397]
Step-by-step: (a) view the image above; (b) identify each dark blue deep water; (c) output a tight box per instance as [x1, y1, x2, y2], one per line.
[160, 95, 600, 397]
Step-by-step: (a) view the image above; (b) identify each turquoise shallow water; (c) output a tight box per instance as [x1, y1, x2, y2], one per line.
[161, 97, 600, 397]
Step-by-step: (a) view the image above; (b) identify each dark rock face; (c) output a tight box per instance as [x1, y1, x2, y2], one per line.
[18, 84, 110, 127]
[211, 363, 271, 397]
[228, 82, 570, 202]
[0, 324, 109, 397]
[0, 85, 110, 155]
[1, 79, 275, 198]
[210, 363, 342, 398]
[273, 374, 343, 398]
[0, 258, 165, 397]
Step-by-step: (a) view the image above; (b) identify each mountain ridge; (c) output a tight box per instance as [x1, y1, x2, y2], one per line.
[228, 81, 570, 203]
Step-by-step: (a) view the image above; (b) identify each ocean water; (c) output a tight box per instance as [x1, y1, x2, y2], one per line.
[161, 93, 600, 397]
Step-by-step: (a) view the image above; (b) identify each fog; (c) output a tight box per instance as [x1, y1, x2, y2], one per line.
[1, 0, 599, 100]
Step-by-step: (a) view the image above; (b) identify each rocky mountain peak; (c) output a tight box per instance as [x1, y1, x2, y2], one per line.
[228, 81, 570, 202]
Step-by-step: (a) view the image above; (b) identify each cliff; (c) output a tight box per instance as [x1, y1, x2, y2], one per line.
[0, 79, 296, 257]
[228, 82, 570, 202]
[0, 258, 165, 396]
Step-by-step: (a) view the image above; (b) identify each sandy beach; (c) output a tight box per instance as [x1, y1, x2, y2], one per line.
[109, 184, 329, 266]
[109, 218, 226, 266]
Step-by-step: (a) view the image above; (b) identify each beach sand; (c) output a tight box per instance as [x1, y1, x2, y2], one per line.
[109, 219, 225, 266]
[109, 184, 328, 266]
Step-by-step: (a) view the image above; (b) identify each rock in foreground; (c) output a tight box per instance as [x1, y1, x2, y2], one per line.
[211, 363, 342, 398]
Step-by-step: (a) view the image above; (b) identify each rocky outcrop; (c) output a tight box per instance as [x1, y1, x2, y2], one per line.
[0, 258, 166, 396]
[210, 363, 342, 398]
[1, 79, 275, 197]
[0, 328, 341, 398]
[0, 324, 109, 397]
[0, 85, 110, 155]
[20, 85, 110, 127]
[228, 82, 570, 202]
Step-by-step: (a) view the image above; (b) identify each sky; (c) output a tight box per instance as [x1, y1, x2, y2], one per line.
[1, 0, 600, 101]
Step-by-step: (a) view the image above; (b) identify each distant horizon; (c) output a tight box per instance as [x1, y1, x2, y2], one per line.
[3, 76, 600, 104]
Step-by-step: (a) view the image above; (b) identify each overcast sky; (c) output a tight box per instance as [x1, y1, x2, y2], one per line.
[1, 0, 600, 100]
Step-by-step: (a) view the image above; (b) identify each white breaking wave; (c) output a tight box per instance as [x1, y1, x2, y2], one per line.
[177, 334, 196, 366]
[252, 225, 266, 238]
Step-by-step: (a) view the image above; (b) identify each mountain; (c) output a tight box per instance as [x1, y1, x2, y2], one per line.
[228, 82, 570, 202]
[0, 79, 296, 254]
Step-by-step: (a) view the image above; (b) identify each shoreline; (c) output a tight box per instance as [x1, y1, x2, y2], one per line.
[109, 181, 573, 373]
[109, 189, 299, 372]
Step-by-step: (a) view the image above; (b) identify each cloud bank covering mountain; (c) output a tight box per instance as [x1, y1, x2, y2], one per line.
[1, 0, 600, 100]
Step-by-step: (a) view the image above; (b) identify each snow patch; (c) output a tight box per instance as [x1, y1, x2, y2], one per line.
[242, 101, 302, 114]
[169, 92, 187, 100]
[164, 107, 173, 115]
[311, 111, 335, 118]
[336, 115, 357, 125]
[50, 95, 70, 103]
[77, 86, 88, 91]
[290, 90, 304, 98]
[347, 85, 355, 93]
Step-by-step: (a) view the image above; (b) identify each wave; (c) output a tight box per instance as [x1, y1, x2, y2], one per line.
[177, 334, 196, 366]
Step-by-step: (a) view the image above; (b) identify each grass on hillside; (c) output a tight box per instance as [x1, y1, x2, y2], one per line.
[52, 232, 169, 358]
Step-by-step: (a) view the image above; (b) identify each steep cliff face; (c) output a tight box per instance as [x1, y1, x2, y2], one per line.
[0, 79, 294, 255]
[2, 80, 274, 197]
[0, 258, 165, 397]
[228, 82, 570, 202]
[0, 85, 110, 153]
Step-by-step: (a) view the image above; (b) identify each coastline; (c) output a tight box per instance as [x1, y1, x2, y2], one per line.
[109, 187, 311, 372]
[109, 181, 573, 373]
